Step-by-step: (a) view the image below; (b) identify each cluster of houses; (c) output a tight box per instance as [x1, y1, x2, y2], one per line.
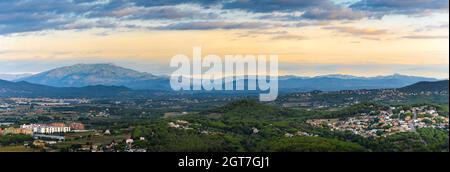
[307, 106, 449, 138]
[0, 127, 33, 135]
[284, 131, 317, 138]
[8, 98, 90, 105]
[168, 120, 192, 130]
[0, 122, 85, 136]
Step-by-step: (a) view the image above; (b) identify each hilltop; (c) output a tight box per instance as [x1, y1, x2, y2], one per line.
[399, 80, 449, 93]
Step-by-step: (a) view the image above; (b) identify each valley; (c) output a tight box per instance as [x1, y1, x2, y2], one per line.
[1, 78, 448, 152]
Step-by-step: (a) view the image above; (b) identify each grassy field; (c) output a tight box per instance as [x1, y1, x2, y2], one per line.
[0, 145, 37, 152]
[441, 104, 449, 112]
[54, 131, 129, 150]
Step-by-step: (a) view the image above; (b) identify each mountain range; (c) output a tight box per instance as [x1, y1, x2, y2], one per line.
[1, 78, 448, 99]
[275, 74, 438, 92]
[0, 73, 32, 81]
[1, 62, 448, 99]
[0, 79, 133, 98]
[6, 63, 442, 93]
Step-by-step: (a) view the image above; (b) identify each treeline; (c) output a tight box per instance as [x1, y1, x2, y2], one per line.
[0, 134, 33, 146]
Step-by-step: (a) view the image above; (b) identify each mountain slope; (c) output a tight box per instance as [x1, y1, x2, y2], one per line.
[0, 73, 32, 81]
[231, 74, 437, 92]
[0, 79, 132, 98]
[278, 74, 437, 92]
[399, 80, 449, 92]
[18, 63, 169, 90]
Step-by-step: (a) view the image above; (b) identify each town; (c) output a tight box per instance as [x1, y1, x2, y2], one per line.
[308, 105, 449, 138]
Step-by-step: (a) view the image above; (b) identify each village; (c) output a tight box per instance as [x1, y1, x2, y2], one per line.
[307, 105, 449, 138]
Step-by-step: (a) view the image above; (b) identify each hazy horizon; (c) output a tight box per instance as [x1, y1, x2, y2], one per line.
[0, 62, 448, 80]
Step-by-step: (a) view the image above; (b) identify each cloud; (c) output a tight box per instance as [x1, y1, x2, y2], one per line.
[235, 30, 306, 40]
[132, 0, 222, 7]
[295, 21, 331, 27]
[415, 23, 450, 32]
[155, 21, 281, 30]
[402, 35, 449, 39]
[301, 7, 367, 20]
[223, 0, 367, 21]
[246, 30, 289, 35]
[61, 19, 118, 30]
[107, 6, 218, 20]
[0, 13, 74, 35]
[0, 0, 89, 14]
[236, 30, 286, 38]
[0, 0, 222, 34]
[271, 34, 307, 41]
[0, 0, 85, 34]
[0, 0, 125, 34]
[259, 8, 367, 21]
[350, 0, 449, 15]
[0, 0, 448, 35]
[222, 0, 333, 13]
[324, 26, 388, 36]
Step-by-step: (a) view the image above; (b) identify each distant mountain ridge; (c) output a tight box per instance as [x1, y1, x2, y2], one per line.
[276, 74, 437, 92]
[0, 79, 131, 98]
[2, 79, 448, 99]
[17, 63, 438, 92]
[0, 73, 32, 81]
[280, 73, 435, 80]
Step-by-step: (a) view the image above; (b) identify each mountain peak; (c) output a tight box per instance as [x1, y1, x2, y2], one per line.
[57, 63, 127, 71]
[72, 63, 117, 68]
[18, 63, 160, 88]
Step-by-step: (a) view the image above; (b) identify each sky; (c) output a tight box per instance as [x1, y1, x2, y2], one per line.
[0, 0, 449, 78]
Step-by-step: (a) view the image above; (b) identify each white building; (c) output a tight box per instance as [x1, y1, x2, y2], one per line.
[21, 124, 71, 134]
